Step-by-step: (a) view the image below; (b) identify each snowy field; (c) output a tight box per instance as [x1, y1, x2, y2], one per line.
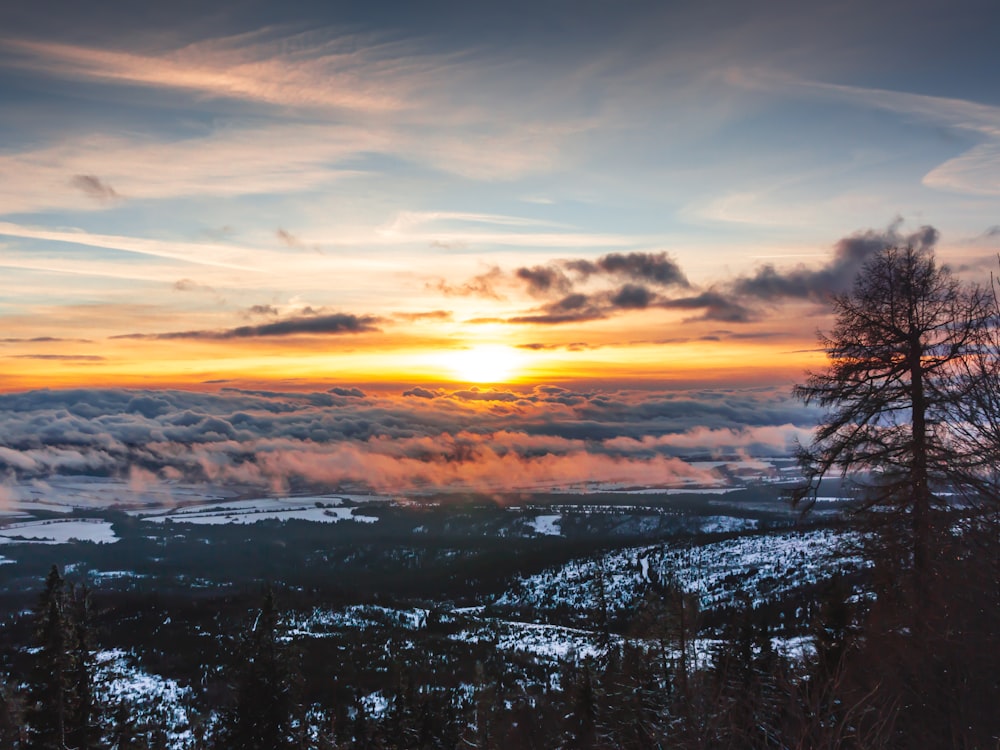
[134, 493, 390, 525]
[0, 518, 118, 545]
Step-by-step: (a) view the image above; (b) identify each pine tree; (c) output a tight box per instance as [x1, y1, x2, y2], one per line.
[24, 565, 73, 750]
[212, 586, 303, 750]
[0, 674, 24, 749]
[66, 584, 100, 749]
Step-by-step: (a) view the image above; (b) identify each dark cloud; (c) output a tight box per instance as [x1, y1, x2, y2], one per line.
[508, 293, 607, 324]
[113, 313, 382, 340]
[609, 283, 654, 309]
[660, 291, 754, 322]
[733, 223, 940, 301]
[0, 337, 92, 343]
[70, 174, 120, 203]
[566, 251, 690, 288]
[403, 386, 439, 399]
[515, 265, 572, 296]
[983, 225, 1000, 238]
[329, 387, 366, 398]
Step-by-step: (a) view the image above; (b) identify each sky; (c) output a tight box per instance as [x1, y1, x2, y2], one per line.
[0, 1, 998, 493]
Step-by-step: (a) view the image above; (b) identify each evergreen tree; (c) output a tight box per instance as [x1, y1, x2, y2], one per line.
[66, 584, 100, 749]
[212, 586, 303, 750]
[0, 674, 24, 749]
[24, 565, 74, 750]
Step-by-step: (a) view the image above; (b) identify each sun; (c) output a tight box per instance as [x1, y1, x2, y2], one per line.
[445, 345, 524, 384]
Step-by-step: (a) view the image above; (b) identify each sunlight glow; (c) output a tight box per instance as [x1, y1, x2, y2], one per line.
[443, 345, 525, 384]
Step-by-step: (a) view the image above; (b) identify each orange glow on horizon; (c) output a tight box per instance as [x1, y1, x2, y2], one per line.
[0, 335, 827, 393]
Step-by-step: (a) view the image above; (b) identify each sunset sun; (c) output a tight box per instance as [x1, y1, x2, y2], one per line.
[445, 345, 525, 384]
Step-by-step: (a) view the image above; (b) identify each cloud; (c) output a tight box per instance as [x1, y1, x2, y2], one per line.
[0, 336, 92, 343]
[732, 222, 939, 301]
[609, 283, 655, 309]
[508, 293, 607, 325]
[432, 266, 505, 300]
[70, 174, 120, 203]
[1, 31, 421, 112]
[729, 68, 1000, 196]
[565, 251, 690, 288]
[515, 265, 573, 297]
[660, 291, 756, 322]
[247, 304, 280, 317]
[113, 312, 382, 340]
[0, 385, 818, 493]
[0, 221, 258, 270]
[329, 387, 366, 398]
[403, 387, 440, 399]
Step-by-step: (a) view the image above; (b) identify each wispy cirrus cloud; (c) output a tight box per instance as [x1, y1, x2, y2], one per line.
[728, 67, 1000, 196]
[0, 29, 430, 112]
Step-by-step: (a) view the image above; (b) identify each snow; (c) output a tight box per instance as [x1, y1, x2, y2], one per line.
[527, 514, 563, 536]
[697, 516, 759, 534]
[95, 649, 196, 747]
[287, 605, 429, 636]
[135, 493, 387, 525]
[143, 505, 379, 526]
[0, 518, 119, 545]
[450, 619, 608, 662]
[496, 528, 870, 616]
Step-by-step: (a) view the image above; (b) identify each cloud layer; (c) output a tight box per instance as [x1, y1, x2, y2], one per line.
[0, 386, 818, 495]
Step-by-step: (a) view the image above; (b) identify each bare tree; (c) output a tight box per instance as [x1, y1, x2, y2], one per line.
[942, 264, 1000, 503]
[792, 245, 989, 593]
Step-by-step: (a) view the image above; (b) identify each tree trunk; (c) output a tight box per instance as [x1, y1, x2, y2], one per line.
[909, 331, 930, 605]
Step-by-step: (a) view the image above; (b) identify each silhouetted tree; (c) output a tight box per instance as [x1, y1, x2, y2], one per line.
[0, 674, 23, 748]
[793, 245, 988, 596]
[24, 565, 73, 750]
[212, 586, 303, 750]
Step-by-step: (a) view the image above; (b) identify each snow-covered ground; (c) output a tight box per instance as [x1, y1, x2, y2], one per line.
[527, 514, 562, 536]
[0, 518, 119, 545]
[496, 527, 868, 615]
[142, 505, 379, 526]
[95, 649, 196, 747]
[450, 619, 609, 661]
[287, 605, 430, 636]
